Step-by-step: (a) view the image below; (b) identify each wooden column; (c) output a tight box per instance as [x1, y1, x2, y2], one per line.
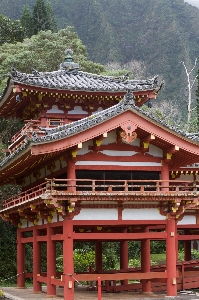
[33, 227, 41, 293]
[47, 224, 56, 296]
[161, 163, 169, 191]
[166, 218, 177, 296]
[17, 228, 25, 288]
[184, 230, 191, 261]
[63, 217, 74, 300]
[67, 158, 76, 192]
[95, 241, 103, 272]
[120, 229, 128, 286]
[141, 226, 151, 293]
[184, 241, 191, 261]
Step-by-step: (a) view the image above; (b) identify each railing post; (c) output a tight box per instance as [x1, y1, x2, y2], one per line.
[161, 163, 169, 191]
[92, 180, 95, 192]
[98, 277, 102, 300]
[124, 180, 128, 192]
[156, 181, 160, 192]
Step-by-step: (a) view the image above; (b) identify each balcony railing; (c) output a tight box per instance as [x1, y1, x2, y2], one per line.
[8, 120, 42, 152]
[1, 179, 198, 212]
[1, 182, 47, 210]
[47, 178, 197, 193]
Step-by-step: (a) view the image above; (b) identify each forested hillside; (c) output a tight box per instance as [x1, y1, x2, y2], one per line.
[1, 0, 199, 109]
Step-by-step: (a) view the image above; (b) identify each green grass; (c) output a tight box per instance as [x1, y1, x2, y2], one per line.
[150, 253, 166, 263]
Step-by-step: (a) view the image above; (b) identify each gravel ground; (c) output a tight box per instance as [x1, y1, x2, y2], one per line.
[2, 286, 199, 300]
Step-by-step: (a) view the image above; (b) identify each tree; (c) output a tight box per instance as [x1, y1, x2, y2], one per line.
[32, 0, 57, 34]
[20, 5, 33, 38]
[0, 218, 17, 283]
[46, 0, 57, 33]
[182, 58, 198, 127]
[0, 27, 105, 94]
[196, 66, 199, 131]
[104, 60, 148, 80]
[0, 14, 24, 46]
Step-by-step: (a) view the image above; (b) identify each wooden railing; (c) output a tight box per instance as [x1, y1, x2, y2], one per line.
[1, 179, 198, 211]
[2, 182, 47, 209]
[46, 178, 198, 193]
[8, 120, 42, 153]
[10, 120, 41, 144]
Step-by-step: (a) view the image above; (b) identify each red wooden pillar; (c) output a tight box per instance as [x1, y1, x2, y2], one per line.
[67, 158, 76, 192]
[184, 241, 191, 261]
[120, 229, 128, 286]
[161, 163, 169, 191]
[141, 226, 151, 293]
[33, 227, 41, 292]
[95, 241, 103, 272]
[63, 217, 74, 300]
[17, 228, 25, 288]
[47, 224, 56, 296]
[166, 218, 177, 296]
[184, 230, 191, 261]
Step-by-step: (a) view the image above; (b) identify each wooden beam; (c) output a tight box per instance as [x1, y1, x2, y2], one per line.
[73, 232, 166, 241]
[164, 145, 179, 162]
[178, 234, 199, 241]
[21, 237, 33, 244]
[51, 234, 64, 241]
[75, 271, 167, 281]
[73, 220, 167, 226]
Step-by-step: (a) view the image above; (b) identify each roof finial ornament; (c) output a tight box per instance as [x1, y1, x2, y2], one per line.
[30, 66, 40, 76]
[120, 90, 135, 108]
[10, 66, 18, 77]
[59, 49, 80, 71]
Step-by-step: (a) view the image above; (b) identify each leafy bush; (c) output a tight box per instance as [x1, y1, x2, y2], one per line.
[129, 258, 141, 268]
[191, 249, 199, 260]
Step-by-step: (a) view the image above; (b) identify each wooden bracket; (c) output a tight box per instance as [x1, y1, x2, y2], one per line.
[140, 134, 155, 152]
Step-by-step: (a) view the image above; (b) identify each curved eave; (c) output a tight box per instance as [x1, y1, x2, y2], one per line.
[30, 109, 199, 169]
[0, 78, 13, 107]
[0, 145, 57, 185]
[0, 80, 159, 118]
[11, 80, 160, 95]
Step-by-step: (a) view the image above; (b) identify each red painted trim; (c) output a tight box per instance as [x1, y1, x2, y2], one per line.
[75, 271, 167, 281]
[33, 227, 42, 292]
[73, 232, 166, 240]
[178, 234, 199, 240]
[78, 152, 161, 162]
[166, 218, 177, 296]
[31, 110, 199, 161]
[75, 165, 162, 171]
[73, 220, 167, 226]
[21, 237, 33, 243]
[17, 229, 25, 288]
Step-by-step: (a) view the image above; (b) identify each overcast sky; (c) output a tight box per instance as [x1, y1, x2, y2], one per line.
[184, 0, 199, 9]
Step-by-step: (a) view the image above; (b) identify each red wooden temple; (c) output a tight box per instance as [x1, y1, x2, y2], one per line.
[1, 50, 199, 299]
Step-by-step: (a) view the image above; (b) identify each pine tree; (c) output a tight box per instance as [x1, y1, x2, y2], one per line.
[32, 0, 57, 34]
[20, 5, 33, 38]
[46, 0, 57, 32]
[32, 0, 48, 34]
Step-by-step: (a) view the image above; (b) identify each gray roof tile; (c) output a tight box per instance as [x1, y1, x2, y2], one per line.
[7, 68, 160, 93]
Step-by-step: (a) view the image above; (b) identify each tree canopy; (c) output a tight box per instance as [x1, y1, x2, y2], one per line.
[0, 27, 105, 93]
[0, 14, 24, 46]
[20, 0, 57, 38]
[20, 5, 33, 38]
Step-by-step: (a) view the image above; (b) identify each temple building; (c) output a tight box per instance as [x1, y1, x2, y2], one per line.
[1, 50, 199, 299]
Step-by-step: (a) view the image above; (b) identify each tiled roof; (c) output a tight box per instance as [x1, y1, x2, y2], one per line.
[32, 92, 198, 144]
[8, 68, 161, 93]
[0, 92, 199, 168]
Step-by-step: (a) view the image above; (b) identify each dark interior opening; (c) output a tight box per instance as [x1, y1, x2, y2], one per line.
[76, 170, 160, 192]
